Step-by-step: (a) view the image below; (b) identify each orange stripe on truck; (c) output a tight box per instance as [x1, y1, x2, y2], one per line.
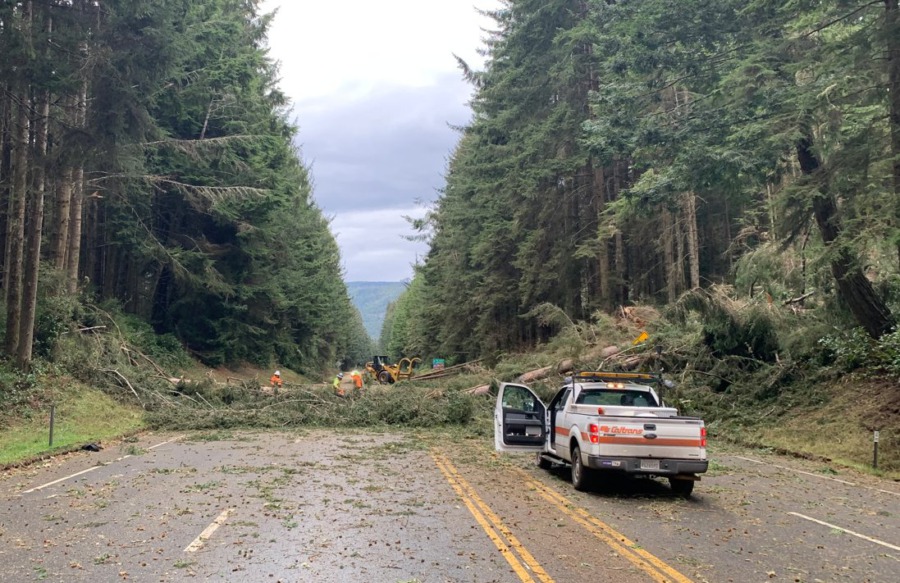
[555, 427, 570, 437]
[597, 436, 701, 447]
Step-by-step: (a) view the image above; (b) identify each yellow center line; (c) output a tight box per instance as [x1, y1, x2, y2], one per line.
[431, 452, 553, 583]
[435, 453, 554, 582]
[517, 469, 693, 583]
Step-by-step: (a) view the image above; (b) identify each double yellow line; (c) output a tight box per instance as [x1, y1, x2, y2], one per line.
[515, 469, 693, 583]
[433, 449, 693, 583]
[431, 452, 554, 583]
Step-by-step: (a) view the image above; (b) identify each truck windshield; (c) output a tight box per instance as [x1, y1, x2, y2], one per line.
[575, 389, 658, 407]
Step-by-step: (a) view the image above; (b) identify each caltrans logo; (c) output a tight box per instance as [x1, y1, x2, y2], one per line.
[599, 425, 643, 435]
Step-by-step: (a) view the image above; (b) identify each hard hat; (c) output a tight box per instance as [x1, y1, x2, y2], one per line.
[274, 370, 281, 376]
[337, 373, 344, 378]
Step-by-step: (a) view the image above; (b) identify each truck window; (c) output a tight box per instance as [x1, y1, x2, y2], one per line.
[502, 386, 539, 413]
[575, 389, 658, 407]
[553, 388, 570, 412]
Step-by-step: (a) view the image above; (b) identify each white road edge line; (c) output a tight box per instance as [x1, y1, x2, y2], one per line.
[733, 456, 763, 464]
[22, 466, 100, 494]
[21, 435, 185, 494]
[148, 435, 184, 450]
[734, 456, 856, 485]
[789, 512, 900, 552]
[184, 508, 234, 553]
[736, 455, 900, 496]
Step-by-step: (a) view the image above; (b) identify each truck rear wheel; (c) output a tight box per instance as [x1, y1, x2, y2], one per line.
[377, 370, 392, 384]
[570, 445, 592, 491]
[669, 477, 694, 498]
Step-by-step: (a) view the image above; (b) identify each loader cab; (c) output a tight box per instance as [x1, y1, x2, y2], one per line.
[370, 355, 391, 373]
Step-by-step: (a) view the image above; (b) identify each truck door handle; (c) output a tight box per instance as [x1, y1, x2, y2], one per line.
[644, 424, 656, 430]
[644, 433, 657, 440]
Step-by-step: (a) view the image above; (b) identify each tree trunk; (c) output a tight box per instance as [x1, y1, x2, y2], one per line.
[797, 136, 895, 338]
[18, 82, 49, 369]
[674, 206, 686, 292]
[683, 191, 701, 289]
[4, 1, 32, 357]
[0, 84, 10, 292]
[592, 162, 611, 309]
[886, 0, 900, 268]
[51, 96, 76, 270]
[888, 0, 900, 195]
[662, 209, 678, 303]
[66, 81, 87, 295]
[52, 166, 73, 269]
[4, 86, 30, 357]
[613, 159, 627, 304]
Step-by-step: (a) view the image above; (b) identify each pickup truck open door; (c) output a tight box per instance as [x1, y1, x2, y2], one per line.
[494, 383, 548, 452]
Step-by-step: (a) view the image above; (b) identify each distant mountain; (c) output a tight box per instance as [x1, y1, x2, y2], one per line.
[347, 281, 407, 341]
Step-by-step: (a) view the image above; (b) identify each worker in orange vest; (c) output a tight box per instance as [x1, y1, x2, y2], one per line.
[350, 368, 363, 392]
[270, 370, 283, 394]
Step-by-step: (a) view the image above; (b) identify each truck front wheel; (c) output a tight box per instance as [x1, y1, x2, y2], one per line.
[536, 452, 552, 470]
[570, 445, 592, 491]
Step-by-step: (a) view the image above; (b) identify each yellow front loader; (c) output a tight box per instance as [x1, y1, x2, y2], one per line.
[365, 355, 421, 384]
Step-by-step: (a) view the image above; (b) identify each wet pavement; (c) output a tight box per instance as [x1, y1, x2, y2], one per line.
[1, 430, 899, 582]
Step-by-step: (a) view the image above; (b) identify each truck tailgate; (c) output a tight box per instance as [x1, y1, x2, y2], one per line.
[594, 417, 705, 459]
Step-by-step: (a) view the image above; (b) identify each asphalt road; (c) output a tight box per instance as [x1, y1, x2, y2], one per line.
[1, 430, 899, 582]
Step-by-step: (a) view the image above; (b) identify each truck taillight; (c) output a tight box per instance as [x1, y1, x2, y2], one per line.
[589, 423, 599, 444]
[700, 427, 707, 448]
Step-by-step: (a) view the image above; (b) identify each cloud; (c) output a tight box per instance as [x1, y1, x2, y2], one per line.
[298, 76, 471, 214]
[260, 0, 500, 282]
[331, 208, 429, 281]
[263, 0, 494, 100]
[293, 77, 471, 281]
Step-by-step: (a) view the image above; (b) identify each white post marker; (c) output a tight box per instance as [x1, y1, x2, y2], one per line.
[874, 430, 880, 469]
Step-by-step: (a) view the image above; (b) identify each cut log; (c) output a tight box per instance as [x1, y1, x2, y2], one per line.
[516, 366, 553, 383]
[620, 355, 644, 370]
[465, 384, 491, 395]
[599, 346, 621, 358]
[557, 359, 575, 375]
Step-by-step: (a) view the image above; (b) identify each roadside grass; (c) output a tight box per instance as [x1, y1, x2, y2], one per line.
[0, 382, 144, 466]
[699, 378, 900, 479]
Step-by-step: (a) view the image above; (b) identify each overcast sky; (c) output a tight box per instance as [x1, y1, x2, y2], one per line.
[260, 0, 498, 282]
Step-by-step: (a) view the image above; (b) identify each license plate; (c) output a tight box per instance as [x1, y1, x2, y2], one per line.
[640, 460, 660, 471]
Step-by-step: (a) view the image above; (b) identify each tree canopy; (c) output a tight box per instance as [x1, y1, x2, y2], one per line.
[385, 0, 900, 362]
[0, 0, 368, 372]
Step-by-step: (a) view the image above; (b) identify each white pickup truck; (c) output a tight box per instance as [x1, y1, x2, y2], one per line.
[494, 371, 708, 497]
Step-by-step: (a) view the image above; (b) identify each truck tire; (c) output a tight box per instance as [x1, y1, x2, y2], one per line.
[669, 477, 694, 498]
[536, 452, 552, 470]
[570, 445, 592, 491]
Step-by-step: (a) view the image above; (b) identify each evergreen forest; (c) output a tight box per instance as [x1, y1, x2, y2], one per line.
[0, 0, 373, 374]
[1, 0, 900, 453]
[381, 0, 900, 387]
